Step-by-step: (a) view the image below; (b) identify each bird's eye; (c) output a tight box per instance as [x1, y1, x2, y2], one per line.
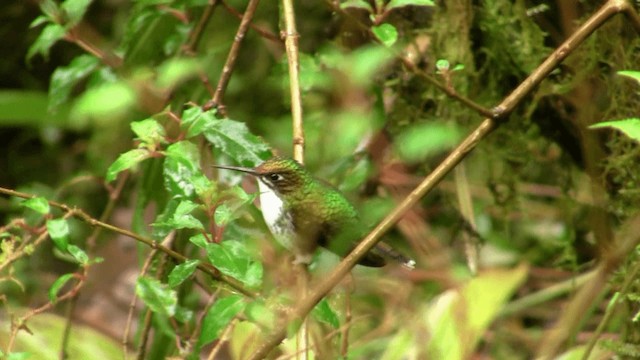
[268, 173, 282, 181]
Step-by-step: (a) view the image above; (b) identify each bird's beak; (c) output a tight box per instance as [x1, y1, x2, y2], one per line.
[212, 164, 258, 176]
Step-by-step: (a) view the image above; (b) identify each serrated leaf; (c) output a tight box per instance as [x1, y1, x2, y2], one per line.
[165, 200, 204, 230]
[21, 197, 50, 214]
[168, 259, 200, 288]
[372, 23, 398, 48]
[312, 298, 340, 328]
[61, 0, 93, 27]
[201, 112, 271, 167]
[49, 55, 100, 112]
[136, 276, 177, 317]
[181, 106, 211, 138]
[106, 148, 151, 182]
[386, 0, 435, 9]
[206, 240, 262, 288]
[71, 81, 136, 120]
[198, 295, 245, 347]
[131, 118, 166, 145]
[48, 273, 75, 303]
[590, 118, 640, 143]
[163, 141, 202, 197]
[27, 23, 66, 61]
[67, 244, 89, 264]
[46, 218, 69, 251]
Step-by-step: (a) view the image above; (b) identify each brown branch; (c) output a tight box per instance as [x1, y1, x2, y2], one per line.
[206, 0, 262, 115]
[184, 0, 220, 55]
[0, 186, 256, 298]
[281, 0, 305, 163]
[220, 0, 282, 43]
[245, 1, 634, 357]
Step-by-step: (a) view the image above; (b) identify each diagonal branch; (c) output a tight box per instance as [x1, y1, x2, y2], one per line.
[0, 186, 256, 298]
[206, 0, 262, 115]
[245, 1, 639, 357]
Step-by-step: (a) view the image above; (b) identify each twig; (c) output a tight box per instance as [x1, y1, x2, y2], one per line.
[245, 1, 631, 357]
[184, 0, 220, 54]
[207, 0, 262, 115]
[220, 0, 282, 44]
[281, 0, 305, 163]
[0, 186, 256, 298]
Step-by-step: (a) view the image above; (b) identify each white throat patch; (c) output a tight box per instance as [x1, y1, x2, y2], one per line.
[257, 179, 294, 249]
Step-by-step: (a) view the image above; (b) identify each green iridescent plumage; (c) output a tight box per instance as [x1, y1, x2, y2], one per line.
[214, 157, 413, 267]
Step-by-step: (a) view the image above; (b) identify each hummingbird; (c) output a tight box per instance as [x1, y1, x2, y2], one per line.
[213, 156, 415, 268]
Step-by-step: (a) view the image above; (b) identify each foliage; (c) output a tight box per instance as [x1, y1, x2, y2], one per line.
[1, 0, 640, 359]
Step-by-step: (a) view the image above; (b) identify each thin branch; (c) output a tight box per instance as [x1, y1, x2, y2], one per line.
[245, 1, 633, 357]
[0, 186, 256, 298]
[206, 0, 262, 115]
[184, 0, 220, 55]
[220, 0, 282, 44]
[281, 0, 305, 163]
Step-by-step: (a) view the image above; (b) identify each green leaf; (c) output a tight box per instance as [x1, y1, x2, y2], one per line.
[350, 46, 394, 86]
[618, 70, 640, 83]
[244, 300, 275, 328]
[163, 141, 202, 197]
[136, 276, 177, 317]
[48, 273, 75, 303]
[189, 233, 208, 248]
[181, 106, 210, 138]
[61, 0, 93, 26]
[21, 197, 50, 214]
[106, 148, 151, 182]
[425, 264, 528, 359]
[46, 218, 70, 251]
[30, 15, 50, 28]
[214, 204, 233, 226]
[386, 0, 435, 9]
[372, 23, 398, 47]
[206, 240, 263, 288]
[201, 112, 272, 167]
[590, 118, 640, 143]
[131, 118, 166, 145]
[396, 122, 461, 162]
[340, 0, 373, 11]
[312, 298, 340, 328]
[156, 58, 201, 89]
[49, 55, 100, 112]
[168, 259, 200, 288]
[164, 200, 204, 230]
[27, 23, 66, 61]
[67, 244, 89, 264]
[71, 81, 137, 120]
[198, 295, 245, 347]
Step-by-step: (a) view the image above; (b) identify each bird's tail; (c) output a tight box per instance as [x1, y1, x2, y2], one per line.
[373, 242, 416, 269]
